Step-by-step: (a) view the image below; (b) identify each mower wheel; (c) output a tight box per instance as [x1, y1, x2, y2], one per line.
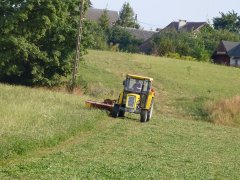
[112, 104, 120, 118]
[140, 110, 148, 123]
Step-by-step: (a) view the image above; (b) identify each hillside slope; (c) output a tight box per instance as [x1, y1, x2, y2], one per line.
[1, 50, 240, 179]
[80, 50, 240, 122]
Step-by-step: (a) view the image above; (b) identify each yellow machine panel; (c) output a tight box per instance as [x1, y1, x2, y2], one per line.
[126, 94, 141, 109]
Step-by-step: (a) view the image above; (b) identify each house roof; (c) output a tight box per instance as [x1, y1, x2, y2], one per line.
[229, 45, 240, 57]
[222, 40, 240, 52]
[213, 40, 240, 58]
[85, 8, 118, 25]
[122, 27, 157, 41]
[164, 21, 207, 32]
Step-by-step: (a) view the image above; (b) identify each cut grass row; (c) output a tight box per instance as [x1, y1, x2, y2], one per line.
[0, 84, 107, 159]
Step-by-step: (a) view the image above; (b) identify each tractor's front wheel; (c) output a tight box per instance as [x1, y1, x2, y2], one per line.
[140, 110, 148, 123]
[118, 109, 125, 117]
[112, 104, 120, 118]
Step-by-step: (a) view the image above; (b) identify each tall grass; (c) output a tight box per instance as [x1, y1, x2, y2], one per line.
[0, 84, 106, 159]
[206, 96, 240, 126]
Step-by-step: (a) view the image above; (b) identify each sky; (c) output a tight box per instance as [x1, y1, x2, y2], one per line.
[91, 0, 240, 30]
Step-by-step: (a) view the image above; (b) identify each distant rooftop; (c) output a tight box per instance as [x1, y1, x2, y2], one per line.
[222, 40, 240, 57]
[85, 8, 119, 25]
[122, 27, 157, 41]
[164, 20, 207, 32]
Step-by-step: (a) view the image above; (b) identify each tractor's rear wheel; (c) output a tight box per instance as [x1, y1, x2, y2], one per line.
[112, 104, 120, 118]
[140, 110, 148, 123]
[147, 100, 154, 121]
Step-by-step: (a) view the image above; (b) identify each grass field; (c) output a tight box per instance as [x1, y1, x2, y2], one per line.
[81, 50, 240, 123]
[1, 50, 240, 179]
[0, 84, 106, 159]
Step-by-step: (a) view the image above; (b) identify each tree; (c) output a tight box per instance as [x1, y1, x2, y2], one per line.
[98, 9, 110, 31]
[213, 11, 240, 34]
[108, 26, 142, 52]
[116, 2, 140, 29]
[84, 20, 108, 50]
[0, 0, 91, 86]
[88, 0, 92, 7]
[151, 27, 240, 61]
[151, 29, 208, 61]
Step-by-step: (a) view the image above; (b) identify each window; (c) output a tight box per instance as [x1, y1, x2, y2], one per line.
[125, 78, 150, 93]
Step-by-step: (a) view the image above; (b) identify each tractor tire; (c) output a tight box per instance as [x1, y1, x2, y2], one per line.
[140, 110, 148, 123]
[112, 104, 120, 118]
[147, 100, 154, 121]
[118, 109, 125, 117]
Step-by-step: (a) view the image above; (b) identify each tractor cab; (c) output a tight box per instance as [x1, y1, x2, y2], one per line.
[124, 76, 152, 94]
[113, 74, 155, 122]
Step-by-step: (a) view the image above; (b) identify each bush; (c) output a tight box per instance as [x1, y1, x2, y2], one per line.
[167, 53, 197, 61]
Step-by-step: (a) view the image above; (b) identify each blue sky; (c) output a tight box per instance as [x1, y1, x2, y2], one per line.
[91, 0, 240, 30]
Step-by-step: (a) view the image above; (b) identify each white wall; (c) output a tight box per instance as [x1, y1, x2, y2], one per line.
[230, 57, 240, 66]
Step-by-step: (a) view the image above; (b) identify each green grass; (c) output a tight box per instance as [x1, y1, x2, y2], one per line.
[0, 84, 107, 159]
[1, 117, 240, 179]
[1, 50, 240, 179]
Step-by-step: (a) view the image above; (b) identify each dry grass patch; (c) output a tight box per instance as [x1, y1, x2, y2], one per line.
[205, 96, 240, 126]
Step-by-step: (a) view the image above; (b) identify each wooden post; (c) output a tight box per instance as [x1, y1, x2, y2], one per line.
[71, 0, 85, 92]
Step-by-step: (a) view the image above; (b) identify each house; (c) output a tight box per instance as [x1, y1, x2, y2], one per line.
[85, 8, 119, 26]
[122, 27, 158, 41]
[212, 40, 240, 66]
[139, 20, 207, 54]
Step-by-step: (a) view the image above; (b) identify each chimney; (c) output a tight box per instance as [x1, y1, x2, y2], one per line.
[178, 20, 187, 29]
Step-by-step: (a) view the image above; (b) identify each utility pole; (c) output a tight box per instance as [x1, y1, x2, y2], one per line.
[71, 0, 85, 92]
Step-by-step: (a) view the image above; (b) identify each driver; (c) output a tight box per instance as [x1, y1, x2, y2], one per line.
[132, 79, 142, 91]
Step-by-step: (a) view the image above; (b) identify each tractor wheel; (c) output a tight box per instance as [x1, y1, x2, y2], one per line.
[140, 110, 148, 123]
[118, 109, 125, 117]
[112, 104, 120, 118]
[147, 100, 154, 121]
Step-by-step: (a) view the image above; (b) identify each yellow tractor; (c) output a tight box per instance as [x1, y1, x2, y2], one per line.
[112, 74, 155, 122]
